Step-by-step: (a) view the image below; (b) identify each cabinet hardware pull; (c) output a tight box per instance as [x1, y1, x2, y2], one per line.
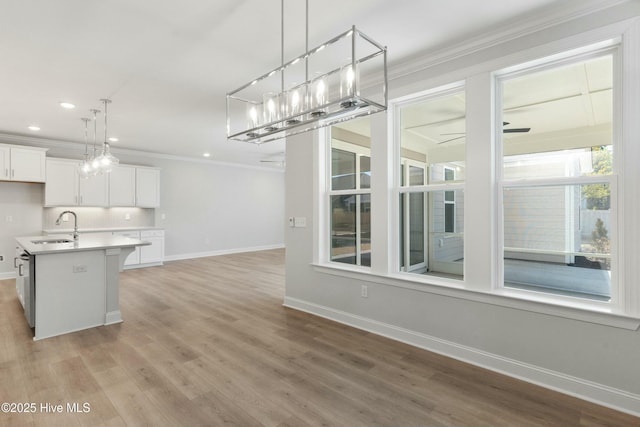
[18, 264, 24, 277]
[14, 257, 19, 268]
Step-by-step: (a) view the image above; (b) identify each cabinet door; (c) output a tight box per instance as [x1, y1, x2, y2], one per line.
[79, 172, 108, 206]
[136, 168, 160, 208]
[0, 147, 10, 181]
[109, 165, 136, 206]
[140, 231, 164, 264]
[113, 231, 140, 265]
[11, 148, 46, 182]
[45, 159, 79, 206]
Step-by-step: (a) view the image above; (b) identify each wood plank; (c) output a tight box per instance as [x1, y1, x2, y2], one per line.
[0, 249, 638, 427]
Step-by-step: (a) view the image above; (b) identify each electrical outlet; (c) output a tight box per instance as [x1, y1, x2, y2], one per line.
[5, 215, 12, 223]
[124, 213, 131, 220]
[72, 265, 87, 273]
[288, 217, 295, 227]
[62, 213, 69, 222]
[361, 285, 368, 298]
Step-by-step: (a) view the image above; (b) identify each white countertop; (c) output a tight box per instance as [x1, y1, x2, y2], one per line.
[43, 226, 163, 234]
[16, 234, 151, 255]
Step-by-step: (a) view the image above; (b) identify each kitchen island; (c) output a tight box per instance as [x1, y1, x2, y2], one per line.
[15, 234, 149, 340]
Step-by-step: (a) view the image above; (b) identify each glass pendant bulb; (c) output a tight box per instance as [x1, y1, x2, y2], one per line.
[88, 108, 101, 176]
[95, 99, 119, 173]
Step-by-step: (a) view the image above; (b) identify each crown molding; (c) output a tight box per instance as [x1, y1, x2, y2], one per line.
[388, 0, 632, 81]
[0, 132, 285, 173]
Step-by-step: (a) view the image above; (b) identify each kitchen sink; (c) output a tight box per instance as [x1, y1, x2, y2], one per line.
[31, 239, 74, 245]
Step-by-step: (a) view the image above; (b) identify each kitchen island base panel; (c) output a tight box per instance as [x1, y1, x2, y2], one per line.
[16, 234, 148, 340]
[34, 250, 106, 341]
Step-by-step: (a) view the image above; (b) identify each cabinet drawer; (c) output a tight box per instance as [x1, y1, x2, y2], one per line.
[141, 230, 164, 238]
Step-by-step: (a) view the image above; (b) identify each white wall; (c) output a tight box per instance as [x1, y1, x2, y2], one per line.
[0, 144, 285, 276]
[0, 182, 43, 278]
[284, 1, 640, 416]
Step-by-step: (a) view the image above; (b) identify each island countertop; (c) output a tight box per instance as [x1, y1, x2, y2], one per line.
[16, 234, 150, 255]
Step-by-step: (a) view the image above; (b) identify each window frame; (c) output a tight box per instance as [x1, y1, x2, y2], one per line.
[327, 136, 372, 268]
[313, 18, 640, 329]
[494, 46, 621, 311]
[395, 84, 466, 282]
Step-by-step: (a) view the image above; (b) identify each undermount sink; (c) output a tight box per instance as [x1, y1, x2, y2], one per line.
[31, 239, 74, 245]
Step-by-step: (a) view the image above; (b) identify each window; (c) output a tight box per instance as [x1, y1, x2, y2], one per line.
[397, 88, 465, 278]
[498, 51, 615, 302]
[329, 117, 371, 267]
[316, 25, 639, 324]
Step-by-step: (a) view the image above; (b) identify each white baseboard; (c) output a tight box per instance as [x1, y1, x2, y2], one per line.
[283, 296, 640, 417]
[0, 271, 16, 280]
[105, 310, 123, 325]
[163, 244, 285, 262]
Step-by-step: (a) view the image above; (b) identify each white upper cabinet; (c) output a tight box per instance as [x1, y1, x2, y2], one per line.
[45, 158, 108, 207]
[45, 158, 160, 208]
[0, 144, 47, 183]
[108, 165, 136, 206]
[45, 159, 78, 206]
[135, 167, 160, 208]
[78, 172, 109, 206]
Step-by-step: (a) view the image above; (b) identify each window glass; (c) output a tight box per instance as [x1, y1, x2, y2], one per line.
[332, 148, 356, 190]
[502, 55, 612, 179]
[330, 116, 372, 267]
[398, 89, 465, 279]
[500, 52, 614, 301]
[503, 184, 611, 301]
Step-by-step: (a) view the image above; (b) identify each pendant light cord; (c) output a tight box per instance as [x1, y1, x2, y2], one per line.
[91, 109, 100, 157]
[281, 0, 284, 94]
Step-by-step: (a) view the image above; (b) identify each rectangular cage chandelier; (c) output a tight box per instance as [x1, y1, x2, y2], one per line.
[226, 9, 387, 144]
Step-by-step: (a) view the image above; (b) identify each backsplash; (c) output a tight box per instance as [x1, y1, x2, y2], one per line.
[43, 207, 155, 231]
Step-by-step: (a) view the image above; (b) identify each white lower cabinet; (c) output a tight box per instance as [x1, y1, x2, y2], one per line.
[139, 230, 164, 264]
[114, 229, 163, 269]
[113, 231, 141, 266]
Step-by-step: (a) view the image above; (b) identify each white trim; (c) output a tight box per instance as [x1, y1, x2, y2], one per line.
[163, 244, 285, 262]
[388, 0, 631, 81]
[104, 310, 123, 325]
[0, 271, 17, 280]
[0, 133, 285, 173]
[283, 295, 640, 417]
[311, 263, 640, 330]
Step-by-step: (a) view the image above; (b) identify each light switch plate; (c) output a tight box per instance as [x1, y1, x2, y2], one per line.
[294, 217, 306, 227]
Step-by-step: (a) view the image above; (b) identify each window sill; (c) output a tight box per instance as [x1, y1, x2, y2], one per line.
[312, 263, 640, 330]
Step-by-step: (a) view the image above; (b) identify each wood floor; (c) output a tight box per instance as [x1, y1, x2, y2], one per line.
[1, 248, 639, 427]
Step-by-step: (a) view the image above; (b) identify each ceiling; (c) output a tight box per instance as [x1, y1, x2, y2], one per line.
[0, 0, 615, 167]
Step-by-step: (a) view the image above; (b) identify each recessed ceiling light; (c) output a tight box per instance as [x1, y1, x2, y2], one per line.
[203, 152, 211, 158]
[28, 125, 40, 131]
[59, 102, 75, 109]
[108, 137, 119, 142]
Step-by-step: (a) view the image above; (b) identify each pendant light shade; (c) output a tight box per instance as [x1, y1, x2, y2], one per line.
[94, 98, 119, 173]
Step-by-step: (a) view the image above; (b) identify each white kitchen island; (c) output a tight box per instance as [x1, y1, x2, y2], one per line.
[15, 234, 149, 340]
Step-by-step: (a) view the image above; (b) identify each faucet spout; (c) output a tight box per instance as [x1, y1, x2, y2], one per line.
[55, 211, 79, 241]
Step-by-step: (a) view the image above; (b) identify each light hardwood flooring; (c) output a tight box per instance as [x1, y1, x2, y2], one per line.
[1, 248, 639, 427]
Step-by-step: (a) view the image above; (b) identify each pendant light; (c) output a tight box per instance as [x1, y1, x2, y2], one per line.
[226, 0, 387, 144]
[78, 117, 92, 178]
[89, 108, 101, 175]
[94, 98, 119, 173]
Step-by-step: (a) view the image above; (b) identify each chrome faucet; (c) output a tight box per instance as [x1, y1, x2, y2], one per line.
[55, 210, 79, 241]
